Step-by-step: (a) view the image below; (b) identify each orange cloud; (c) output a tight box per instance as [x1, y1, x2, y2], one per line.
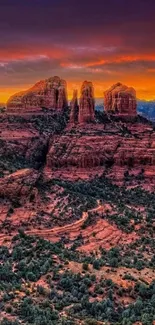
[0, 46, 69, 61]
[83, 54, 155, 68]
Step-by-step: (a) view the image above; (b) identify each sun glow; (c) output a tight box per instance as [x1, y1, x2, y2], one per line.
[1, 81, 155, 105]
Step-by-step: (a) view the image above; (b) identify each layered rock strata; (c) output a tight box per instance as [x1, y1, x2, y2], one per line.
[46, 121, 155, 171]
[7, 76, 68, 111]
[78, 81, 95, 123]
[69, 90, 79, 124]
[104, 82, 137, 115]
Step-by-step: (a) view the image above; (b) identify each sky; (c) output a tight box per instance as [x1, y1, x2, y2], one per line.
[0, 0, 155, 102]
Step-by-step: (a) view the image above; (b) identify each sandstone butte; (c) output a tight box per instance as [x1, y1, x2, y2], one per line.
[79, 81, 95, 123]
[69, 89, 79, 124]
[104, 82, 137, 115]
[69, 81, 95, 124]
[6, 76, 68, 111]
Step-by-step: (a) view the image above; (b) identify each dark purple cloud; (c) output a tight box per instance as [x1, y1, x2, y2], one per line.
[0, 0, 155, 100]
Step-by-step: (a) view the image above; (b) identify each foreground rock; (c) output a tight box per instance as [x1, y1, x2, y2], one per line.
[7, 76, 68, 111]
[78, 81, 95, 123]
[0, 169, 39, 201]
[104, 82, 137, 115]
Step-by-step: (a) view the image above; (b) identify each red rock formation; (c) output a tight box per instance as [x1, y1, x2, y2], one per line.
[78, 81, 95, 123]
[7, 76, 68, 111]
[69, 90, 79, 124]
[46, 119, 155, 187]
[104, 82, 137, 115]
[0, 169, 39, 201]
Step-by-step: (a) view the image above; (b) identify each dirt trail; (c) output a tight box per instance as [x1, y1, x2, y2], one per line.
[26, 200, 102, 239]
[25, 201, 137, 251]
[0, 201, 100, 245]
[0, 201, 137, 251]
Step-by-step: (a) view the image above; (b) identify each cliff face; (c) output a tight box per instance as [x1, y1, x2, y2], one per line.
[45, 117, 155, 188]
[47, 130, 155, 169]
[7, 76, 68, 111]
[78, 81, 95, 123]
[104, 82, 137, 115]
[69, 90, 79, 124]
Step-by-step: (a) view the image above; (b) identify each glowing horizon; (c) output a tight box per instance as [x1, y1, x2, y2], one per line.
[1, 80, 155, 104]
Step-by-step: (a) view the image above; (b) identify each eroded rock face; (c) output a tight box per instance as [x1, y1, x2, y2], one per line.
[104, 83, 137, 115]
[0, 169, 39, 201]
[46, 118, 155, 188]
[69, 90, 79, 124]
[78, 81, 95, 123]
[7, 76, 68, 111]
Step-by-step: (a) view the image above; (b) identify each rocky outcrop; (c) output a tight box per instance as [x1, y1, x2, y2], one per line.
[7, 76, 68, 111]
[0, 169, 39, 201]
[104, 83, 137, 115]
[78, 81, 95, 123]
[69, 90, 79, 124]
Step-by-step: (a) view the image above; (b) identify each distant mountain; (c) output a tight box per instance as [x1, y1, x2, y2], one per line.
[137, 100, 155, 121]
[95, 98, 103, 111]
[95, 98, 155, 121]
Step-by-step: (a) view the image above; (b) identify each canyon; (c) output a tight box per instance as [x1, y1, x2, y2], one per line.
[0, 76, 155, 238]
[0, 76, 155, 325]
[1, 77, 155, 209]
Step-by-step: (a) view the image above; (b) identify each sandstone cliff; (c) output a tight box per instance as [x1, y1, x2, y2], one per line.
[78, 81, 95, 123]
[104, 82, 137, 115]
[7, 76, 68, 111]
[46, 117, 155, 189]
[69, 90, 79, 124]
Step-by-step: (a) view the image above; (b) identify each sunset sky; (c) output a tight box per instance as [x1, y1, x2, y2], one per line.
[0, 0, 155, 102]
